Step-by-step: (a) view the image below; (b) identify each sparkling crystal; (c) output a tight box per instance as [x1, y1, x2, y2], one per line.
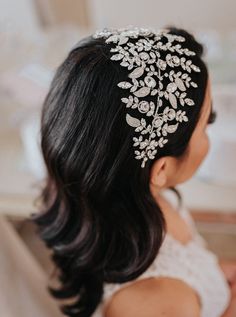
[144, 76, 156, 88]
[118, 81, 132, 89]
[167, 109, 176, 120]
[167, 123, 178, 133]
[173, 56, 180, 65]
[120, 61, 129, 67]
[134, 87, 151, 97]
[118, 36, 129, 45]
[185, 98, 194, 106]
[158, 59, 167, 70]
[191, 82, 198, 88]
[191, 64, 200, 72]
[138, 101, 150, 113]
[126, 113, 141, 127]
[167, 82, 177, 93]
[105, 34, 119, 43]
[153, 117, 163, 128]
[175, 77, 186, 91]
[111, 54, 124, 61]
[129, 66, 145, 79]
[169, 92, 177, 108]
[139, 52, 149, 60]
[140, 140, 149, 148]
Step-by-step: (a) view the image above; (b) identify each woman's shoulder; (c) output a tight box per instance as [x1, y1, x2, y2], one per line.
[104, 276, 201, 317]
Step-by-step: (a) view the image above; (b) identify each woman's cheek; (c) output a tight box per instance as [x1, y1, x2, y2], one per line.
[203, 133, 210, 159]
[193, 133, 209, 166]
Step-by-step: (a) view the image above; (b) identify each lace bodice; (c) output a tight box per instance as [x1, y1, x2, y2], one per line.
[92, 204, 231, 317]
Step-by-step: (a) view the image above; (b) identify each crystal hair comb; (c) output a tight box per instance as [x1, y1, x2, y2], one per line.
[92, 26, 201, 168]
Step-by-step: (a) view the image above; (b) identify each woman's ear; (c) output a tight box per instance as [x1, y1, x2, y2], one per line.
[149, 157, 168, 188]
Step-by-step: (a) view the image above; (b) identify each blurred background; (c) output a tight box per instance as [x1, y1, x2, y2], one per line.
[0, 0, 236, 316]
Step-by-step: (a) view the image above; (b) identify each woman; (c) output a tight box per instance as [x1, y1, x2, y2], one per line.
[32, 26, 236, 317]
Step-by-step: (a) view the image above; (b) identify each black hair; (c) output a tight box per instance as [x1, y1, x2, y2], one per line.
[31, 26, 208, 317]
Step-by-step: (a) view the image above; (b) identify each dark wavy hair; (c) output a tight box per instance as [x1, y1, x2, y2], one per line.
[31, 26, 208, 316]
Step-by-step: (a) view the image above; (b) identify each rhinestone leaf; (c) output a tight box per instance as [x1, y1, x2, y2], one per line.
[106, 35, 119, 43]
[134, 87, 151, 97]
[175, 77, 186, 91]
[173, 56, 180, 65]
[111, 54, 124, 61]
[126, 113, 141, 127]
[191, 64, 200, 72]
[169, 92, 178, 109]
[185, 98, 195, 106]
[118, 36, 129, 45]
[151, 89, 158, 96]
[191, 82, 198, 88]
[167, 123, 179, 133]
[118, 81, 132, 89]
[121, 97, 129, 103]
[128, 66, 145, 79]
[120, 61, 129, 67]
[167, 82, 177, 93]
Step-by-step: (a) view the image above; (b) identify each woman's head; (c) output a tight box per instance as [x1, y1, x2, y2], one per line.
[150, 77, 214, 195]
[32, 26, 213, 316]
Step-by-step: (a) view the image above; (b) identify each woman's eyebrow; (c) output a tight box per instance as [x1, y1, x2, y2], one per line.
[203, 100, 211, 123]
[208, 100, 213, 119]
[207, 100, 217, 124]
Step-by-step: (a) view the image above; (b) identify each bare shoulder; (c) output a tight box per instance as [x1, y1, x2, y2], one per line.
[104, 276, 201, 317]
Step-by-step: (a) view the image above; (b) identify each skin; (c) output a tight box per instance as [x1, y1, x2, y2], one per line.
[105, 78, 236, 316]
[149, 78, 212, 192]
[148, 78, 213, 244]
[149, 77, 236, 316]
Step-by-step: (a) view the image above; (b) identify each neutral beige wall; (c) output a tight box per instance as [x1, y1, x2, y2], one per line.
[35, 0, 90, 28]
[1, 0, 235, 35]
[0, 0, 41, 37]
[89, 0, 236, 33]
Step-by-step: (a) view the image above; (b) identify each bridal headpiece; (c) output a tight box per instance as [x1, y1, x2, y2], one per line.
[92, 26, 201, 168]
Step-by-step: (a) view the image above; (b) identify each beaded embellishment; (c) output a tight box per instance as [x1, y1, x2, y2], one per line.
[93, 26, 201, 168]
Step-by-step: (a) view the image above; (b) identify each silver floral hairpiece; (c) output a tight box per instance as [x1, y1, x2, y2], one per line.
[92, 26, 201, 168]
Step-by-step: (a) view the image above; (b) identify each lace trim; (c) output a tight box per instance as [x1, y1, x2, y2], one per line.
[92, 206, 231, 317]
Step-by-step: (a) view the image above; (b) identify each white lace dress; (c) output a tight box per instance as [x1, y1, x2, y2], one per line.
[92, 204, 231, 317]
